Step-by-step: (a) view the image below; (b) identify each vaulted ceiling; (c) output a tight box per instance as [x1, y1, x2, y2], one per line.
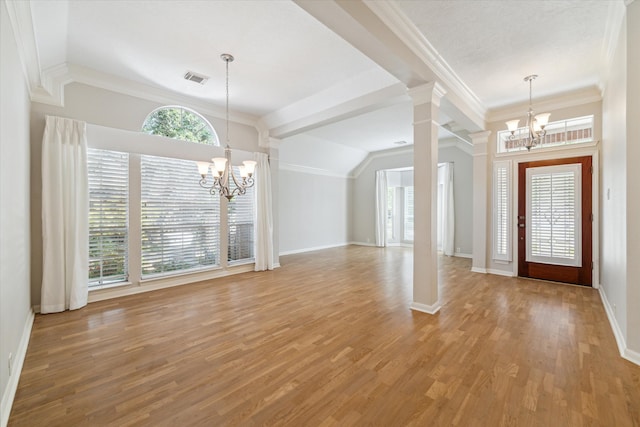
[15, 0, 625, 168]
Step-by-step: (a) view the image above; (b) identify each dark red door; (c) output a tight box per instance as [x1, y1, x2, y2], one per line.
[518, 156, 592, 286]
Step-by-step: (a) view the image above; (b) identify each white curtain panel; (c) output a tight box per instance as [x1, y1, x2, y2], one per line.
[253, 152, 275, 271]
[441, 163, 455, 256]
[375, 170, 387, 247]
[41, 116, 89, 313]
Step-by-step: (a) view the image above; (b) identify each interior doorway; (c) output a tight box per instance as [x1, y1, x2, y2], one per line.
[517, 156, 592, 286]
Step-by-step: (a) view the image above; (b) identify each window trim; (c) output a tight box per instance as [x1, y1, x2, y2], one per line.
[85, 119, 258, 294]
[142, 105, 220, 146]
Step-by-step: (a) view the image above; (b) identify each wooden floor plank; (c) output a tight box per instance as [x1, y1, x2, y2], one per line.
[8, 246, 640, 426]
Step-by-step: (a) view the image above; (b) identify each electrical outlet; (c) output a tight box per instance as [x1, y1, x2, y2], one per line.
[8, 352, 13, 376]
[613, 303, 617, 315]
[456, 247, 461, 253]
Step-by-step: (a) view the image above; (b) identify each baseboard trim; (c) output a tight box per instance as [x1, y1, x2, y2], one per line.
[349, 241, 377, 247]
[1, 308, 34, 427]
[487, 268, 516, 277]
[454, 252, 472, 259]
[410, 301, 441, 315]
[599, 287, 639, 366]
[279, 243, 350, 256]
[599, 287, 626, 356]
[624, 348, 640, 366]
[471, 267, 487, 274]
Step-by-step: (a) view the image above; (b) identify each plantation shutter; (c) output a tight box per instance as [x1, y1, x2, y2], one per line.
[403, 186, 414, 242]
[228, 166, 255, 263]
[141, 155, 220, 277]
[88, 148, 129, 287]
[493, 161, 511, 261]
[526, 164, 581, 267]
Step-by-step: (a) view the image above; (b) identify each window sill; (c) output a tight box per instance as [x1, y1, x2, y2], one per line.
[89, 281, 132, 292]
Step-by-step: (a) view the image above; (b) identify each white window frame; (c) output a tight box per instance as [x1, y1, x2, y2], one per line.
[525, 164, 582, 267]
[492, 160, 512, 262]
[86, 123, 257, 296]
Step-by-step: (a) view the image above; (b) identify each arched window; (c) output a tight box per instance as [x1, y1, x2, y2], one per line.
[142, 106, 219, 146]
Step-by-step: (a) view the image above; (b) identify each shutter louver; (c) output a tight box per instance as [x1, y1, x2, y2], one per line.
[493, 161, 511, 261]
[403, 186, 414, 242]
[141, 155, 220, 277]
[526, 165, 581, 266]
[228, 166, 255, 263]
[88, 148, 129, 287]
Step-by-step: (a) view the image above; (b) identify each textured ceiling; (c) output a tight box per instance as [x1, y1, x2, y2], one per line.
[395, 0, 612, 109]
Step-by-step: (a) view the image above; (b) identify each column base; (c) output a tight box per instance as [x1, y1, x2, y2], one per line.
[410, 301, 441, 315]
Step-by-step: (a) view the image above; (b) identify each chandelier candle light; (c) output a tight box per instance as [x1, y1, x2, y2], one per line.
[197, 53, 256, 200]
[505, 74, 551, 151]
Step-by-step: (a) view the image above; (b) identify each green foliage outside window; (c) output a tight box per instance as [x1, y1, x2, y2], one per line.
[142, 107, 218, 145]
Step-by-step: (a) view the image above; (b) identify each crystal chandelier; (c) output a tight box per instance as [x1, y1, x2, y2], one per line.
[197, 53, 256, 200]
[505, 75, 550, 151]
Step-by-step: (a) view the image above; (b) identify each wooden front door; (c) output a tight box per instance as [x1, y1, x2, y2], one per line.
[518, 156, 592, 286]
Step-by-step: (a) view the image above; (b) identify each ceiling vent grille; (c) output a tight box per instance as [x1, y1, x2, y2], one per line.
[184, 71, 209, 85]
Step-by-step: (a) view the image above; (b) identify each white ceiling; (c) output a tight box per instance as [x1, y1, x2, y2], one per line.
[25, 0, 623, 166]
[395, 0, 614, 109]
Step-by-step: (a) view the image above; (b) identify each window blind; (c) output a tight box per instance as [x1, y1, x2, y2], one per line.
[526, 165, 581, 266]
[228, 166, 255, 263]
[88, 148, 129, 286]
[141, 155, 220, 277]
[493, 161, 511, 261]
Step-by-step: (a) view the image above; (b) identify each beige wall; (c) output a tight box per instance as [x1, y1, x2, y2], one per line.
[279, 169, 351, 255]
[30, 82, 261, 307]
[602, 10, 628, 347]
[0, 0, 33, 418]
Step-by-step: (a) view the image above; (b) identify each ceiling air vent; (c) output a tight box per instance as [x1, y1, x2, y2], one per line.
[184, 71, 209, 85]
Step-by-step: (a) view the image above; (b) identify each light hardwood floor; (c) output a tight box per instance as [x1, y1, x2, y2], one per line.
[9, 246, 640, 426]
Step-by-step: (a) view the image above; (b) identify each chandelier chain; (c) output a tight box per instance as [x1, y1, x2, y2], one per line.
[196, 53, 256, 200]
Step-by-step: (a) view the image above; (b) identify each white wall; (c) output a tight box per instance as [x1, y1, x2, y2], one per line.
[30, 82, 262, 307]
[439, 145, 473, 255]
[278, 169, 351, 254]
[624, 1, 640, 355]
[601, 11, 628, 347]
[0, 0, 33, 420]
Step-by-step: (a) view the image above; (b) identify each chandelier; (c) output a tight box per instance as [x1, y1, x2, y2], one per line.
[505, 75, 550, 151]
[197, 53, 256, 200]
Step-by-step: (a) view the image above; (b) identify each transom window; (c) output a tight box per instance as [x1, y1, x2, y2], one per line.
[497, 115, 594, 154]
[142, 106, 219, 146]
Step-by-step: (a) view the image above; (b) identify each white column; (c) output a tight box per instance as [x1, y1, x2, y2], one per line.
[469, 131, 491, 273]
[409, 82, 446, 315]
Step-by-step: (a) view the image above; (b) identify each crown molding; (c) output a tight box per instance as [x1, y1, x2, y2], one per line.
[4, 0, 41, 95]
[364, 0, 486, 125]
[486, 86, 602, 123]
[279, 162, 351, 179]
[352, 145, 414, 178]
[62, 64, 259, 127]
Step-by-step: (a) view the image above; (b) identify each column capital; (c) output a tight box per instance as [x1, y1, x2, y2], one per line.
[469, 130, 491, 156]
[258, 130, 282, 149]
[407, 82, 447, 107]
[469, 130, 492, 144]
